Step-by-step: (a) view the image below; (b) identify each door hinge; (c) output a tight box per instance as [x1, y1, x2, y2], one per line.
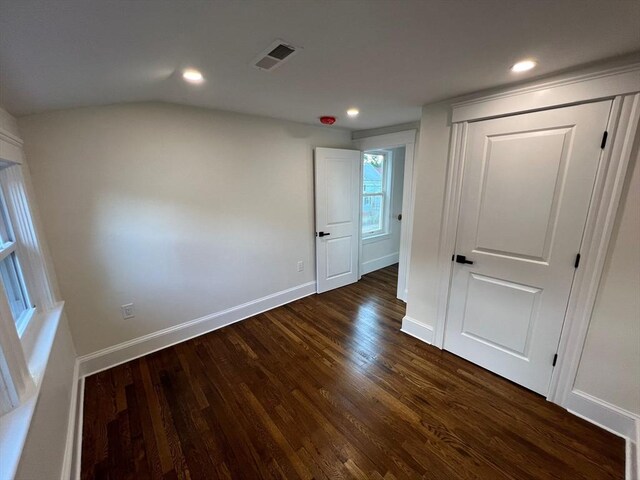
[552, 353, 558, 367]
[574, 253, 581, 268]
[600, 131, 608, 149]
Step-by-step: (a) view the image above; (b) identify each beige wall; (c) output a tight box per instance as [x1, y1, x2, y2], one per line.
[405, 103, 451, 326]
[19, 103, 351, 356]
[574, 142, 640, 415]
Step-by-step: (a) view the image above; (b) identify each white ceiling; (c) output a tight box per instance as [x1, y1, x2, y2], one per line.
[1, 0, 639, 129]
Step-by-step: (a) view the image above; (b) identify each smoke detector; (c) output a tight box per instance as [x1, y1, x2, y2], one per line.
[252, 39, 301, 71]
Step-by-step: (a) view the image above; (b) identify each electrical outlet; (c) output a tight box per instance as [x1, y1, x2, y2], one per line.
[121, 303, 135, 319]
[297, 261, 304, 272]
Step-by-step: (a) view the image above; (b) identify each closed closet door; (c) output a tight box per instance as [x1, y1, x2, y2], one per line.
[444, 101, 612, 395]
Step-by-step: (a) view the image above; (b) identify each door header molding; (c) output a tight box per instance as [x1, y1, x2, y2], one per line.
[451, 63, 640, 123]
[352, 129, 417, 152]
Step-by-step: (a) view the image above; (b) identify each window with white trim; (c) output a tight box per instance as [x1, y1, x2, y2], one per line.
[0, 187, 32, 335]
[0, 161, 56, 417]
[362, 151, 392, 238]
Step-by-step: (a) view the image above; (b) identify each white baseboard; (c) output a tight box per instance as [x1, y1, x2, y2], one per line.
[360, 252, 399, 275]
[626, 417, 640, 480]
[71, 377, 85, 480]
[61, 375, 85, 480]
[59, 360, 80, 480]
[66, 281, 316, 479]
[565, 389, 639, 440]
[78, 281, 316, 377]
[400, 315, 434, 345]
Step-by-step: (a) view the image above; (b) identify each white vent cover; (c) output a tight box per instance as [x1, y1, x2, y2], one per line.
[252, 39, 301, 71]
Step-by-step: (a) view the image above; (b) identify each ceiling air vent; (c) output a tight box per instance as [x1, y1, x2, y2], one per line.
[252, 39, 301, 71]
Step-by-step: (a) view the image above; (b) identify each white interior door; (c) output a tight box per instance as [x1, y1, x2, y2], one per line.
[444, 101, 612, 395]
[315, 148, 361, 293]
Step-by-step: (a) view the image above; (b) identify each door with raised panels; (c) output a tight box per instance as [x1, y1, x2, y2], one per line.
[444, 101, 612, 395]
[314, 148, 361, 293]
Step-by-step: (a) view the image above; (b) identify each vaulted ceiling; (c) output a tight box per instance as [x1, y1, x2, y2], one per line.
[1, 0, 638, 129]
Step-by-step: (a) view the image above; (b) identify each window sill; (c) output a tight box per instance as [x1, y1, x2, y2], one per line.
[0, 302, 65, 480]
[362, 232, 392, 244]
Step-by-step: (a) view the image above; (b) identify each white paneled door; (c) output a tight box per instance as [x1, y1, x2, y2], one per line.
[444, 101, 612, 395]
[314, 148, 361, 293]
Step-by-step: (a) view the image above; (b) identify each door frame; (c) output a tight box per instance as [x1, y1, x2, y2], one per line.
[353, 130, 417, 301]
[431, 62, 640, 434]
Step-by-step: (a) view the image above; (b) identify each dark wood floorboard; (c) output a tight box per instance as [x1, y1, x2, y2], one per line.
[81, 264, 624, 479]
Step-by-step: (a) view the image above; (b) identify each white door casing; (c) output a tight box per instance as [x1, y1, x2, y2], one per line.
[314, 148, 361, 294]
[444, 101, 612, 395]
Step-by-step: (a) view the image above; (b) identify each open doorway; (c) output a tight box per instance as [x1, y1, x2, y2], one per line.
[360, 147, 405, 283]
[355, 130, 416, 301]
[313, 130, 416, 299]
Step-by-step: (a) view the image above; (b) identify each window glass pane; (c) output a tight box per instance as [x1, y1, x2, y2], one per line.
[0, 254, 28, 323]
[362, 195, 383, 234]
[363, 153, 385, 194]
[0, 198, 11, 246]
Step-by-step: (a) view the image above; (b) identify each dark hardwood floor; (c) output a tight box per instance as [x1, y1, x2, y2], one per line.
[81, 264, 624, 479]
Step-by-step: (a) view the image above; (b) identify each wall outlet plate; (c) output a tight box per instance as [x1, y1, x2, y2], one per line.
[297, 261, 304, 272]
[121, 303, 135, 319]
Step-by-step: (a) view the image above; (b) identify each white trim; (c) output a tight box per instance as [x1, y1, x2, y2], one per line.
[78, 281, 317, 377]
[433, 122, 467, 349]
[360, 252, 399, 276]
[60, 359, 80, 480]
[452, 63, 640, 122]
[353, 130, 417, 151]
[633, 418, 640, 480]
[400, 316, 434, 345]
[361, 149, 393, 240]
[352, 129, 417, 302]
[0, 110, 24, 166]
[548, 94, 640, 408]
[565, 389, 639, 440]
[627, 427, 639, 480]
[351, 122, 421, 141]
[0, 165, 57, 313]
[71, 376, 85, 480]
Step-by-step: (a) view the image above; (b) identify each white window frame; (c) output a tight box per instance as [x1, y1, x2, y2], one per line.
[0, 164, 59, 406]
[362, 150, 393, 241]
[0, 186, 35, 337]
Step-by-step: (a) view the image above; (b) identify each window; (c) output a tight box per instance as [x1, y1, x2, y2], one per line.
[0, 113, 64, 476]
[0, 188, 31, 333]
[362, 151, 391, 237]
[0, 161, 54, 418]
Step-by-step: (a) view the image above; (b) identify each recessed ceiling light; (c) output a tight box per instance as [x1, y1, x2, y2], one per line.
[182, 68, 204, 84]
[511, 60, 537, 73]
[347, 108, 359, 117]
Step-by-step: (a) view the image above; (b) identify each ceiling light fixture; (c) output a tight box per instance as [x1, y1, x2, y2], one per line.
[182, 68, 204, 84]
[347, 108, 359, 117]
[511, 60, 537, 73]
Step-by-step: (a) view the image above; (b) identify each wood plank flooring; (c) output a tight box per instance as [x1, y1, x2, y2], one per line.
[81, 264, 624, 479]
